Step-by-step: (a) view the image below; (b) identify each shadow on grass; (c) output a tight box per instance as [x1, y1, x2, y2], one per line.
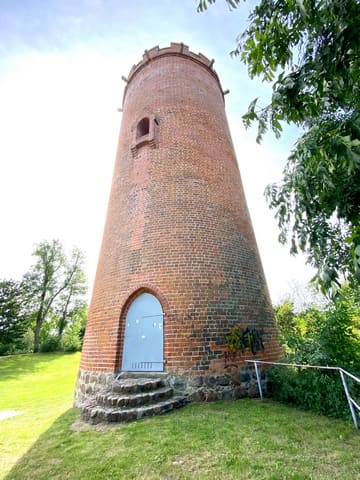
[4, 408, 78, 480]
[0, 353, 76, 382]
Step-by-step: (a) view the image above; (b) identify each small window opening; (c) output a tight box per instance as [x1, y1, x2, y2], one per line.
[131, 115, 158, 156]
[137, 117, 150, 139]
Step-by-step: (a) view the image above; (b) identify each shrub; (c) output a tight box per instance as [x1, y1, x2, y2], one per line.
[270, 285, 360, 419]
[267, 366, 356, 419]
[60, 329, 82, 352]
[21, 328, 35, 353]
[39, 335, 60, 353]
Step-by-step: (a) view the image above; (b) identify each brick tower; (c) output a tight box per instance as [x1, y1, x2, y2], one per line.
[75, 43, 281, 410]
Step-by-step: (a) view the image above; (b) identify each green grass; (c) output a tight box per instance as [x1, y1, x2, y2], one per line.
[0, 353, 81, 477]
[1, 354, 359, 480]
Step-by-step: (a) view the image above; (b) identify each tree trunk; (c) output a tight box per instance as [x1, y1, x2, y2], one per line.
[33, 319, 42, 353]
[58, 288, 72, 338]
[33, 285, 47, 353]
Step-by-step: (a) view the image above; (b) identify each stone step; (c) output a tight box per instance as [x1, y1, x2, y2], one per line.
[79, 374, 189, 424]
[112, 377, 166, 394]
[81, 396, 188, 424]
[96, 386, 174, 408]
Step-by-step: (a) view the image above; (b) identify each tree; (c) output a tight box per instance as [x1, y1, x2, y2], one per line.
[55, 247, 87, 338]
[60, 303, 88, 352]
[275, 283, 360, 366]
[0, 280, 29, 355]
[24, 240, 87, 352]
[198, 0, 360, 292]
[273, 300, 299, 353]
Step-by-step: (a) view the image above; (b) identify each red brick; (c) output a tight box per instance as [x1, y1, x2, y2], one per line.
[79, 43, 282, 376]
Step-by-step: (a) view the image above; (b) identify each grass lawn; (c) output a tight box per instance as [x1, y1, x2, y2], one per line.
[0, 353, 359, 480]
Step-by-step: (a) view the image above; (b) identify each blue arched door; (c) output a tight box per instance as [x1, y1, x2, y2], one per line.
[121, 292, 164, 372]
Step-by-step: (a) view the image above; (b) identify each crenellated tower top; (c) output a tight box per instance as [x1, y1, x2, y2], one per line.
[122, 42, 225, 103]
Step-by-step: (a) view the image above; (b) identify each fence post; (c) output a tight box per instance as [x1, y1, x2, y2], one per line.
[253, 361, 263, 400]
[339, 369, 359, 429]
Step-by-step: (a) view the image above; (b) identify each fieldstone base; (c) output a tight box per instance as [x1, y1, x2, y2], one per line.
[168, 366, 267, 401]
[74, 370, 115, 407]
[74, 365, 267, 411]
[80, 375, 188, 424]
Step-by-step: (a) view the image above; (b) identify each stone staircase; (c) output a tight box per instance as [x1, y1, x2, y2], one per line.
[80, 374, 188, 424]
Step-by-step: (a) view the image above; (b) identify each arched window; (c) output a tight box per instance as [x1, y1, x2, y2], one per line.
[131, 115, 158, 156]
[136, 117, 150, 139]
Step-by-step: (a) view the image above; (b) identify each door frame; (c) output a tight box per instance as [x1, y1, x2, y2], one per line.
[118, 288, 167, 372]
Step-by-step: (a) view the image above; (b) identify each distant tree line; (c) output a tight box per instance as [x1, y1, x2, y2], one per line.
[0, 240, 87, 355]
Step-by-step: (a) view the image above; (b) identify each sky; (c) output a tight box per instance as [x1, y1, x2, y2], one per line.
[0, 0, 315, 304]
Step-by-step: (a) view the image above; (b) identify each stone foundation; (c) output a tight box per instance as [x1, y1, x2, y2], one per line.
[74, 366, 268, 408]
[74, 370, 115, 407]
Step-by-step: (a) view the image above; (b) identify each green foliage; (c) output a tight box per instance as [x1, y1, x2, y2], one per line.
[60, 329, 82, 352]
[276, 287, 360, 368]
[23, 240, 87, 352]
[0, 240, 87, 355]
[273, 301, 301, 353]
[21, 328, 35, 353]
[54, 248, 87, 338]
[265, 118, 360, 294]
[197, 0, 241, 11]
[268, 366, 351, 418]
[198, 0, 360, 290]
[310, 295, 360, 368]
[0, 280, 30, 355]
[271, 285, 360, 418]
[60, 306, 87, 352]
[39, 335, 60, 353]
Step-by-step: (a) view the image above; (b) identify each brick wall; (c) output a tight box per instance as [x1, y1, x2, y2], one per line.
[79, 42, 282, 378]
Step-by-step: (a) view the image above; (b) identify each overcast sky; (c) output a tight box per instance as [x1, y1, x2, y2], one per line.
[0, 0, 315, 303]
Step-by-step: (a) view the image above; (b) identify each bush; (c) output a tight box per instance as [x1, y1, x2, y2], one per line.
[270, 285, 360, 419]
[21, 328, 35, 353]
[0, 343, 15, 356]
[60, 329, 82, 352]
[267, 366, 356, 419]
[39, 335, 60, 353]
[0, 327, 34, 356]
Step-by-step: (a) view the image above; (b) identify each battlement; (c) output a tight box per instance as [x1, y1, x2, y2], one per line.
[124, 42, 221, 91]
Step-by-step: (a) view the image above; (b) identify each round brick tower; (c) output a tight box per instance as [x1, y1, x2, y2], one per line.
[75, 43, 282, 406]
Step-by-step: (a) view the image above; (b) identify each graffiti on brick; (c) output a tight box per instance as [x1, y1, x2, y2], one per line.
[224, 325, 265, 364]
